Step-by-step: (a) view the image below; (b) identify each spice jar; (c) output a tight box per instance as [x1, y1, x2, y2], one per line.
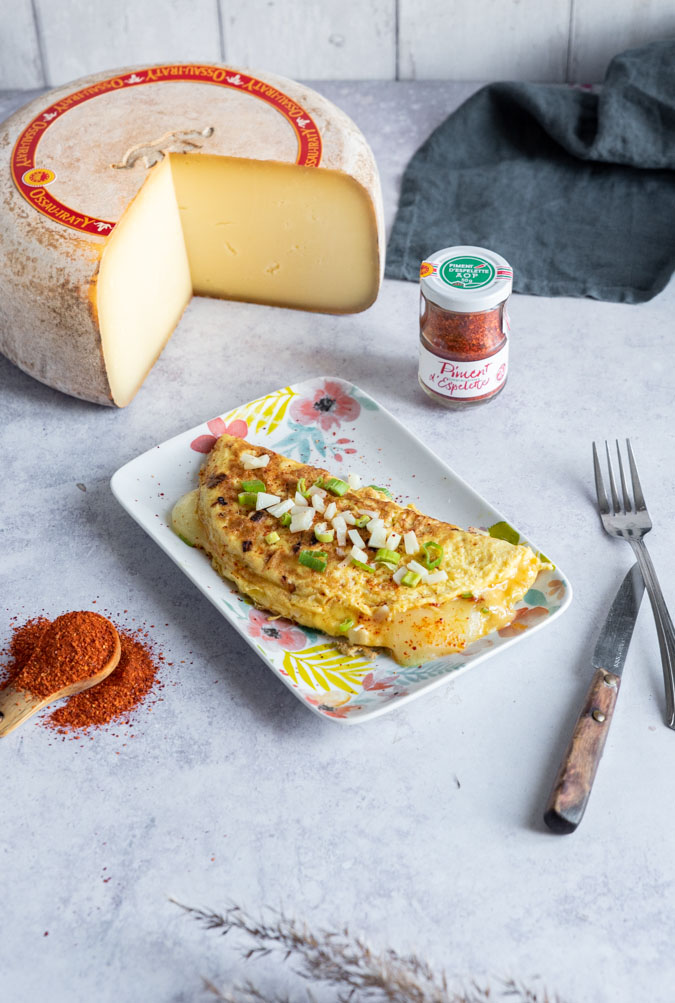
[418, 245, 513, 409]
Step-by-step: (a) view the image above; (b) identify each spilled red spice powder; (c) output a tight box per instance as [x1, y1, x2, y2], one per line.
[0, 616, 163, 734]
[9, 611, 117, 699]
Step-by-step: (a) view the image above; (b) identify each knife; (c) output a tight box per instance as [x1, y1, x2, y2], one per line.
[544, 563, 644, 834]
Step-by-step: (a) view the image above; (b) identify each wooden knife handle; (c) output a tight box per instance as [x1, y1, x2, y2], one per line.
[544, 668, 621, 834]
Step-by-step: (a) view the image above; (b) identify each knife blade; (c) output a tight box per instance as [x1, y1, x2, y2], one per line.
[544, 564, 644, 834]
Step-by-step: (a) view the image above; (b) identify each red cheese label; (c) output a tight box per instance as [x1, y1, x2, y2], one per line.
[10, 65, 324, 236]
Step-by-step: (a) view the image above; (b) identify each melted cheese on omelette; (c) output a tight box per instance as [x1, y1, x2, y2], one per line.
[172, 435, 549, 666]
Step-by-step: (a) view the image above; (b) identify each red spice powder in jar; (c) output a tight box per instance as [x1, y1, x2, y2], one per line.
[418, 246, 513, 409]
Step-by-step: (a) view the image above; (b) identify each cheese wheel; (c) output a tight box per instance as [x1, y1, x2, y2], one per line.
[0, 64, 384, 406]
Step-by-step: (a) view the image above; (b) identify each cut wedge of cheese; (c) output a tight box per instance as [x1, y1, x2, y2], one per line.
[0, 65, 384, 406]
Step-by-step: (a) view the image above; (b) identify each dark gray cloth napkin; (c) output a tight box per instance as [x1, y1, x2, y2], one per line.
[386, 41, 675, 303]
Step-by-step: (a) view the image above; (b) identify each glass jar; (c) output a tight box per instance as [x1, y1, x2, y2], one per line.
[418, 245, 512, 409]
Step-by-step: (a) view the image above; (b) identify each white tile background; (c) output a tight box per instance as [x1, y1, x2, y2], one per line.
[1, 0, 673, 88]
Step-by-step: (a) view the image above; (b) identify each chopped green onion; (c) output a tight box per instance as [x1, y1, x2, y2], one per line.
[265, 531, 280, 545]
[297, 477, 309, 497]
[481, 607, 490, 614]
[313, 477, 324, 489]
[460, 592, 474, 599]
[315, 527, 335, 543]
[337, 617, 354, 633]
[298, 550, 327, 573]
[421, 541, 443, 570]
[238, 491, 258, 508]
[375, 548, 400, 566]
[279, 512, 292, 527]
[368, 485, 393, 499]
[351, 558, 375, 573]
[241, 479, 265, 493]
[325, 477, 349, 496]
[401, 571, 422, 587]
[355, 515, 370, 527]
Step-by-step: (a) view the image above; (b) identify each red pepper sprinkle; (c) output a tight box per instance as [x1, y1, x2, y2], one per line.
[6, 611, 117, 699]
[1, 616, 164, 734]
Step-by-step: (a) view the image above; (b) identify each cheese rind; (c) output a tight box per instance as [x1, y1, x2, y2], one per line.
[0, 65, 384, 406]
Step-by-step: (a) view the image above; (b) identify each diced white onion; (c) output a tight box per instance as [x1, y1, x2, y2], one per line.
[347, 472, 362, 489]
[294, 491, 308, 506]
[392, 567, 407, 585]
[348, 529, 365, 549]
[339, 555, 352, 568]
[406, 559, 429, 580]
[368, 526, 388, 549]
[335, 546, 345, 557]
[311, 493, 326, 513]
[324, 501, 337, 521]
[350, 546, 369, 564]
[290, 509, 315, 532]
[404, 531, 419, 554]
[342, 511, 356, 525]
[307, 485, 327, 498]
[366, 516, 384, 532]
[385, 532, 401, 551]
[267, 498, 294, 518]
[349, 624, 370, 643]
[241, 452, 270, 470]
[426, 569, 448, 584]
[332, 514, 348, 546]
[373, 604, 390, 622]
[314, 522, 328, 535]
[291, 504, 310, 515]
[359, 509, 378, 519]
[255, 492, 281, 510]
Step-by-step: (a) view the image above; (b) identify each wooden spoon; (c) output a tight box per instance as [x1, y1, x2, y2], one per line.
[0, 613, 121, 737]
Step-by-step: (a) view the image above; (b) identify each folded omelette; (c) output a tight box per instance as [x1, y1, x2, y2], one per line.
[172, 434, 548, 666]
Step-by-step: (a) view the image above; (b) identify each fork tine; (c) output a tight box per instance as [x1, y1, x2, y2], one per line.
[626, 438, 647, 511]
[615, 440, 632, 512]
[592, 442, 610, 515]
[605, 441, 621, 513]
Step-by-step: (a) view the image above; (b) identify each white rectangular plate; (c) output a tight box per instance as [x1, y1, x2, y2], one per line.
[111, 377, 572, 724]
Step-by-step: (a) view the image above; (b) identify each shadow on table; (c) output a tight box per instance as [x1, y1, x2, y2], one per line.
[284, 344, 432, 414]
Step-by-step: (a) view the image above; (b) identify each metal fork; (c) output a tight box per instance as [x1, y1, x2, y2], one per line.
[593, 439, 675, 729]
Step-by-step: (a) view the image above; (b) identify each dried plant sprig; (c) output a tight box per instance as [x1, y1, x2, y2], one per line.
[203, 976, 302, 1003]
[171, 899, 567, 1003]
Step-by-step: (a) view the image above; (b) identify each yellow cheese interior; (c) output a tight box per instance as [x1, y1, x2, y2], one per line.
[97, 153, 379, 406]
[171, 154, 379, 311]
[97, 158, 192, 408]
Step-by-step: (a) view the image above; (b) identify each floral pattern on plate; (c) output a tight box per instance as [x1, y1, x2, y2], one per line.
[111, 377, 572, 724]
